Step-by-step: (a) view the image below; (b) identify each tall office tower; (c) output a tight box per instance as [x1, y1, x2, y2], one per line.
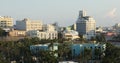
[16, 18, 42, 31]
[76, 10, 96, 39]
[0, 16, 13, 28]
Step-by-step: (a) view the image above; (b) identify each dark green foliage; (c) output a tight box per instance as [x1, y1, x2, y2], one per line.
[113, 34, 120, 41]
[58, 42, 72, 61]
[96, 34, 106, 42]
[0, 37, 58, 63]
[0, 36, 120, 63]
[102, 42, 120, 63]
[0, 28, 7, 37]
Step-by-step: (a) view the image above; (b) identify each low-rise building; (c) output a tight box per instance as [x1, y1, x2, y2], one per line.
[96, 26, 103, 33]
[27, 30, 58, 39]
[9, 29, 26, 37]
[63, 30, 80, 40]
[71, 43, 106, 58]
[30, 43, 58, 57]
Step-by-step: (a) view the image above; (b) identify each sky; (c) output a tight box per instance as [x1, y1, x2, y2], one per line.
[0, 0, 120, 27]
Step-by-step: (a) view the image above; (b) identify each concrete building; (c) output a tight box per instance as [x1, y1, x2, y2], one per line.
[0, 16, 13, 28]
[9, 29, 26, 37]
[76, 10, 96, 40]
[27, 30, 58, 40]
[71, 43, 106, 58]
[43, 24, 55, 31]
[52, 22, 61, 32]
[27, 24, 58, 39]
[16, 18, 42, 31]
[96, 26, 103, 33]
[66, 24, 76, 31]
[30, 43, 58, 57]
[63, 30, 80, 40]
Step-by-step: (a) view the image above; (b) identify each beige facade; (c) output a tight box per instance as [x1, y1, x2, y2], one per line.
[16, 18, 42, 31]
[63, 30, 80, 40]
[9, 29, 26, 37]
[0, 16, 13, 28]
[43, 24, 55, 31]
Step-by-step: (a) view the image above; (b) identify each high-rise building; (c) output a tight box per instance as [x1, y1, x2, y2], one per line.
[76, 10, 96, 39]
[0, 16, 13, 28]
[16, 18, 42, 31]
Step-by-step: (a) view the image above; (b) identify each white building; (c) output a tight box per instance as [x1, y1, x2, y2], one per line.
[27, 23, 58, 39]
[28, 30, 58, 40]
[16, 18, 42, 31]
[96, 26, 103, 33]
[76, 10, 96, 39]
[0, 16, 13, 28]
[63, 30, 80, 40]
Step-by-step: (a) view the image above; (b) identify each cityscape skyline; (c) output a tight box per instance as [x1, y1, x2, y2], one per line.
[0, 0, 120, 27]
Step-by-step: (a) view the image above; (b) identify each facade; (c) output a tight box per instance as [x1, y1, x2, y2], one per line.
[76, 10, 96, 39]
[27, 30, 58, 39]
[52, 22, 61, 31]
[71, 43, 106, 57]
[16, 18, 42, 31]
[63, 30, 80, 40]
[43, 24, 55, 31]
[96, 26, 103, 33]
[66, 24, 76, 31]
[27, 24, 58, 39]
[30, 43, 58, 57]
[0, 16, 13, 28]
[9, 29, 26, 37]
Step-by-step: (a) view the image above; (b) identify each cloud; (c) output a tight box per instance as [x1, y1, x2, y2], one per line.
[106, 8, 117, 18]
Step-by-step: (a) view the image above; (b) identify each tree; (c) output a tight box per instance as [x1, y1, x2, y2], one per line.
[84, 48, 92, 63]
[102, 42, 120, 63]
[0, 28, 7, 37]
[96, 34, 106, 42]
[94, 48, 103, 60]
[112, 34, 120, 41]
[58, 42, 72, 61]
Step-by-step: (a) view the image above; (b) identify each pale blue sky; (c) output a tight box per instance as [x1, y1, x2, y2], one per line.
[0, 0, 120, 26]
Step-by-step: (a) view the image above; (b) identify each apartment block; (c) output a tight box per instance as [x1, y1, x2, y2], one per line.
[16, 18, 42, 31]
[0, 16, 13, 28]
